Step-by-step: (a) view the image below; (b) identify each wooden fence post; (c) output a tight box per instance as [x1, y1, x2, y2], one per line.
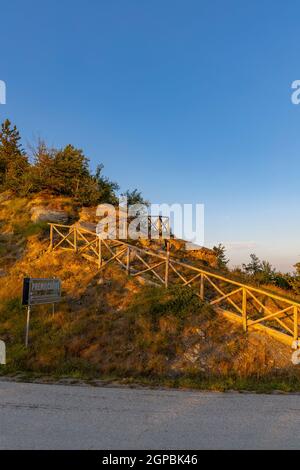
[200, 273, 204, 300]
[166, 217, 170, 237]
[294, 306, 298, 341]
[49, 224, 53, 251]
[98, 238, 102, 268]
[25, 305, 31, 348]
[74, 227, 77, 252]
[158, 216, 162, 239]
[165, 241, 170, 288]
[242, 288, 247, 332]
[126, 246, 130, 275]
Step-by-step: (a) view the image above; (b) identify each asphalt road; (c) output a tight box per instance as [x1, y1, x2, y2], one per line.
[1, 380, 300, 449]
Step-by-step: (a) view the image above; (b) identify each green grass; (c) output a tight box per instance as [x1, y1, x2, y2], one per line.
[12, 220, 49, 238]
[1, 284, 300, 394]
[1, 368, 300, 393]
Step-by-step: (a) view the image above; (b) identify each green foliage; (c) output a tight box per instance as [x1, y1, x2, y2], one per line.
[30, 142, 118, 205]
[289, 263, 300, 295]
[127, 285, 214, 325]
[242, 253, 262, 275]
[0, 119, 30, 194]
[2, 297, 23, 317]
[213, 243, 229, 270]
[240, 253, 297, 292]
[294, 263, 300, 276]
[12, 221, 49, 238]
[0, 119, 147, 207]
[121, 188, 149, 206]
[93, 164, 119, 205]
[242, 254, 277, 284]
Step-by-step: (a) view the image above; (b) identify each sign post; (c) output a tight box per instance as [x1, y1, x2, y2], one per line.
[0, 340, 5, 365]
[25, 305, 31, 348]
[22, 278, 61, 347]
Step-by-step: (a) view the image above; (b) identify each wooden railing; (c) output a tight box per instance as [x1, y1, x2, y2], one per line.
[145, 215, 170, 238]
[49, 223, 300, 346]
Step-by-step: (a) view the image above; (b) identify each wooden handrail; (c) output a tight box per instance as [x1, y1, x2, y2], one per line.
[48, 223, 300, 345]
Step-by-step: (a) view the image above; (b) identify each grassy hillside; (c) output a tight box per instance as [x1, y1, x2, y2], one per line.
[1, 195, 300, 392]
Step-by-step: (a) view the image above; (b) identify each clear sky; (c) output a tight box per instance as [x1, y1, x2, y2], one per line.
[0, 0, 299, 272]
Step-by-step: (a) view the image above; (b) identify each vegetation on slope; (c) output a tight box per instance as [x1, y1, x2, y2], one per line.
[0, 119, 147, 206]
[0, 119, 300, 391]
[0, 216, 299, 392]
[0, 117, 299, 293]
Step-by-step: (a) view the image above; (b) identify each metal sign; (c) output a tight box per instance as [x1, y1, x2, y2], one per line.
[22, 278, 61, 306]
[22, 278, 61, 347]
[0, 341, 5, 365]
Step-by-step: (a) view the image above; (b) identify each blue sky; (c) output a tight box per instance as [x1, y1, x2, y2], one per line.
[0, 0, 299, 271]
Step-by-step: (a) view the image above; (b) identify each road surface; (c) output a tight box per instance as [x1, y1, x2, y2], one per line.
[1, 380, 300, 449]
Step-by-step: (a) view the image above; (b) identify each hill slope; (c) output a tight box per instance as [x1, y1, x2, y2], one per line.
[0, 195, 299, 391]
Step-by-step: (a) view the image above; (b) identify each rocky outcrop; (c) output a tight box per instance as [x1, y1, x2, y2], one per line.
[30, 206, 69, 224]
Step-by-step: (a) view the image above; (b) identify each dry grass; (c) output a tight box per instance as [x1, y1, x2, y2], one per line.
[0, 195, 300, 392]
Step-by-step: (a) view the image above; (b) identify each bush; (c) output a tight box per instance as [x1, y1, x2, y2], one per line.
[127, 285, 214, 325]
[0, 121, 121, 206]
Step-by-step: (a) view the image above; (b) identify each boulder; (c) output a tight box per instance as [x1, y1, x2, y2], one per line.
[30, 206, 69, 224]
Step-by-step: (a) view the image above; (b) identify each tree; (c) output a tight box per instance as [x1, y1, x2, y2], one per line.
[242, 254, 280, 285]
[242, 253, 261, 276]
[121, 188, 149, 206]
[28, 143, 119, 205]
[50, 144, 90, 197]
[212, 243, 229, 270]
[93, 164, 119, 205]
[289, 263, 300, 295]
[273, 272, 292, 290]
[294, 263, 300, 276]
[256, 260, 276, 284]
[0, 119, 135, 207]
[30, 139, 56, 192]
[0, 119, 29, 192]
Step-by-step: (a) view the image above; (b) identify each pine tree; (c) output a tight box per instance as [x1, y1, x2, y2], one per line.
[121, 188, 149, 206]
[50, 144, 90, 197]
[213, 243, 229, 270]
[242, 253, 262, 275]
[93, 164, 119, 205]
[30, 139, 56, 192]
[0, 119, 29, 192]
[290, 263, 300, 295]
[0, 120, 120, 205]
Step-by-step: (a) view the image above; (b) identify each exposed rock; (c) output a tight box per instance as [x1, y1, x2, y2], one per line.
[185, 245, 217, 266]
[76, 220, 97, 232]
[78, 207, 97, 223]
[30, 206, 69, 224]
[183, 344, 203, 363]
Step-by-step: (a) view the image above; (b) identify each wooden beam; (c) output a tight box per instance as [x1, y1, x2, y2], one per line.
[98, 247, 127, 271]
[135, 252, 165, 285]
[132, 261, 165, 277]
[294, 306, 299, 341]
[210, 287, 242, 306]
[204, 275, 243, 315]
